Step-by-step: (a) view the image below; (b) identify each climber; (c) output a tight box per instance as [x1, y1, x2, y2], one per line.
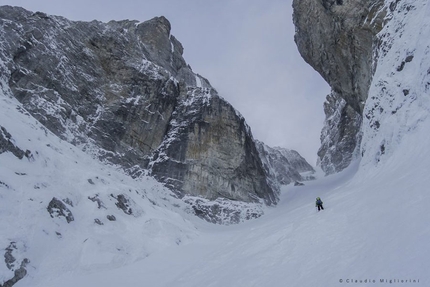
[316, 197, 324, 211]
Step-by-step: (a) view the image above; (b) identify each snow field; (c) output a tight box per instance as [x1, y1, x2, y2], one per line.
[0, 94, 198, 285]
[36, 126, 430, 286]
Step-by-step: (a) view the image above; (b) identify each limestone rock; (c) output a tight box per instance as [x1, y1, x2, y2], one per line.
[111, 193, 143, 217]
[184, 197, 264, 225]
[149, 87, 277, 205]
[112, 194, 133, 215]
[106, 215, 116, 221]
[255, 140, 315, 186]
[317, 91, 362, 174]
[0, 126, 32, 160]
[293, 0, 386, 174]
[2, 242, 29, 287]
[47, 197, 74, 223]
[0, 6, 277, 207]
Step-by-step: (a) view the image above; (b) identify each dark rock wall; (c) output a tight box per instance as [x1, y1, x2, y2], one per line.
[255, 140, 315, 186]
[293, 0, 386, 174]
[149, 87, 277, 205]
[0, 6, 277, 204]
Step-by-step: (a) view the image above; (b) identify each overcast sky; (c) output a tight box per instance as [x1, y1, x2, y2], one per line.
[0, 0, 330, 165]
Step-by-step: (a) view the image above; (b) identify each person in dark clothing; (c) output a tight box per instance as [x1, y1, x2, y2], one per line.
[316, 197, 324, 211]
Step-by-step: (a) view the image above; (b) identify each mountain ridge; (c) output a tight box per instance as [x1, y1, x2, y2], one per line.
[0, 5, 308, 209]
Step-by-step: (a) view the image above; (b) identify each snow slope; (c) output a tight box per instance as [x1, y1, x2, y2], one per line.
[31, 146, 430, 286]
[0, 90, 199, 286]
[23, 0, 430, 286]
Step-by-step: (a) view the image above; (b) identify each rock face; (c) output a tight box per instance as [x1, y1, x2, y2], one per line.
[317, 91, 362, 174]
[293, 0, 386, 174]
[149, 87, 277, 204]
[255, 140, 315, 186]
[0, 6, 277, 205]
[359, 0, 430, 167]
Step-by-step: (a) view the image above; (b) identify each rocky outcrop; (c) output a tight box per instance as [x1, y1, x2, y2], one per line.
[293, 0, 386, 174]
[110, 193, 144, 217]
[255, 140, 314, 186]
[47, 197, 74, 223]
[185, 196, 264, 225]
[149, 87, 277, 205]
[0, 126, 32, 160]
[1, 242, 29, 287]
[0, 6, 277, 206]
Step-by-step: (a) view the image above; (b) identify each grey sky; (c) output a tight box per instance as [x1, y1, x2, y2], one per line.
[0, 0, 330, 164]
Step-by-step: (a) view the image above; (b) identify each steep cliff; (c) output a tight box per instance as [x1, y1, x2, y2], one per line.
[149, 88, 276, 205]
[360, 0, 430, 168]
[293, 0, 386, 174]
[255, 140, 315, 187]
[0, 6, 277, 209]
